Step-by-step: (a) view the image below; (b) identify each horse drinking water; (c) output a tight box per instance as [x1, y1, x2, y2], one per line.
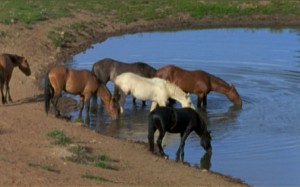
[0, 53, 31, 104]
[44, 66, 119, 124]
[92, 58, 157, 106]
[114, 72, 195, 113]
[148, 106, 212, 161]
[156, 65, 242, 108]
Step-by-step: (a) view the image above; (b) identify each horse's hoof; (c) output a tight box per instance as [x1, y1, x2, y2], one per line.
[164, 155, 169, 160]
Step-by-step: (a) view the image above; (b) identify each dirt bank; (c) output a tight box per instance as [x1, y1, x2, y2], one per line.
[1, 12, 299, 186]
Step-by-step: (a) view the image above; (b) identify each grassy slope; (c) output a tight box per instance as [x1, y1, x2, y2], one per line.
[0, 0, 299, 24]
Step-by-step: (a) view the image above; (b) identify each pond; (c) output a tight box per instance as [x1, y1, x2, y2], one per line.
[65, 28, 300, 186]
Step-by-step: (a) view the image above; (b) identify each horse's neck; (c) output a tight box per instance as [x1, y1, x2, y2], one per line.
[97, 84, 112, 102]
[210, 75, 230, 95]
[165, 82, 185, 102]
[5, 53, 21, 67]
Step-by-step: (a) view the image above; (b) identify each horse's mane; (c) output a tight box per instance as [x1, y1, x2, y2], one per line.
[4, 53, 23, 65]
[164, 80, 185, 96]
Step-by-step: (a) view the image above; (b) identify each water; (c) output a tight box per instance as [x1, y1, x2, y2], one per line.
[65, 28, 300, 186]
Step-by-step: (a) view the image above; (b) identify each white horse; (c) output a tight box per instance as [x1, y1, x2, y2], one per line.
[114, 72, 195, 113]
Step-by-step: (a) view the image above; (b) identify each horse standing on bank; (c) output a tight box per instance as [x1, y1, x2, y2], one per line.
[0, 53, 31, 104]
[114, 72, 195, 113]
[92, 58, 157, 106]
[148, 107, 212, 161]
[44, 66, 119, 124]
[156, 65, 242, 108]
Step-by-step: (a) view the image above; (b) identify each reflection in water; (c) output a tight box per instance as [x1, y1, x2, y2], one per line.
[66, 28, 300, 186]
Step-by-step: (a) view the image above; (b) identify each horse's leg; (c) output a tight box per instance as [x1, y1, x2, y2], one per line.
[0, 82, 5, 104]
[142, 100, 146, 107]
[157, 129, 168, 159]
[203, 95, 207, 106]
[78, 96, 84, 121]
[147, 115, 156, 152]
[176, 125, 192, 161]
[197, 93, 206, 108]
[84, 94, 92, 125]
[132, 97, 137, 105]
[5, 80, 12, 102]
[118, 90, 127, 114]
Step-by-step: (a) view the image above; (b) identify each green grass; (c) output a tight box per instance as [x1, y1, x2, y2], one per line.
[46, 129, 73, 145]
[65, 145, 117, 170]
[0, 0, 299, 24]
[28, 163, 60, 174]
[81, 172, 112, 182]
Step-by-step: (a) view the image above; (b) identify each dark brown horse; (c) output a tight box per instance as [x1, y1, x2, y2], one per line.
[92, 58, 157, 106]
[0, 53, 31, 104]
[44, 66, 119, 124]
[156, 65, 242, 108]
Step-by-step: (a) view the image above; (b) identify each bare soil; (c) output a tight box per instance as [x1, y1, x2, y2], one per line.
[1, 12, 299, 186]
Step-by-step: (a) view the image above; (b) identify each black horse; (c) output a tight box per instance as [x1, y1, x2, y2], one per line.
[148, 107, 212, 161]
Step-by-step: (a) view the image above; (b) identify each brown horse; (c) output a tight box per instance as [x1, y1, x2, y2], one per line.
[156, 65, 242, 108]
[92, 58, 157, 106]
[44, 66, 119, 124]
[0, 53, 31, 104]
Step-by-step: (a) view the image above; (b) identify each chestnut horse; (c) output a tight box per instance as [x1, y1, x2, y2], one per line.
[92, 58, 157, 106]
[148, 106, 212, 161]
[44, 66, 119, 124]
[114, 72, 195, 113]
[156, 65, 242, 108]
[0, 53, 31, 104]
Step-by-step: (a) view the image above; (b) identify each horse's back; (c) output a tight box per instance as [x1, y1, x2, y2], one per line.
[93, 58, 156, 82]
[67, 68, 98, 94]
[150, 107, 199, 132]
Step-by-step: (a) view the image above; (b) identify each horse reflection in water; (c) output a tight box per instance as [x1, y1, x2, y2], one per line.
[148, 107, 212, 161]
[114, 72, 195, 113]
[156, 65, 242, 108]
[0, 53, 31, 104]
[92, 58, 157, 106]
[44, 66, 119, 124]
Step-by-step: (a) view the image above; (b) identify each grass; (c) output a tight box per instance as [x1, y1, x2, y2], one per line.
[65, 145, 117, 170]
[0, 0, 299, 24]
[46, 129, 73, 145]
[28, 163, 60, 174]
[81, 172, 112, 182]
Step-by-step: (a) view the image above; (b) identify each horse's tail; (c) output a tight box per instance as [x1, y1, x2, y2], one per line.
[44, 72, 53, 115]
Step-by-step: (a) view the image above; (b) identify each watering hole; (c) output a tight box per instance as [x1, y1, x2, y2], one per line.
[65, 28, 300, 186]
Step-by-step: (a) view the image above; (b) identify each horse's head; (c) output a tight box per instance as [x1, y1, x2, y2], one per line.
[18, 56, 31, 76]
[201, 130, 212, 152]
[181, 93, 195, 109]
[227, 84, 242, 106]
[106, 97, 120, 120]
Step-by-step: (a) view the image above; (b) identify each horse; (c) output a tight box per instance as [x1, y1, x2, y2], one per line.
[156, 65, 242, 108]
[44, 66, 119, 124]
[92, 58, 157, 106]
[0, 53, 31, 104]
[148, 106, 212, 161]
[113, 72, 195, 114]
